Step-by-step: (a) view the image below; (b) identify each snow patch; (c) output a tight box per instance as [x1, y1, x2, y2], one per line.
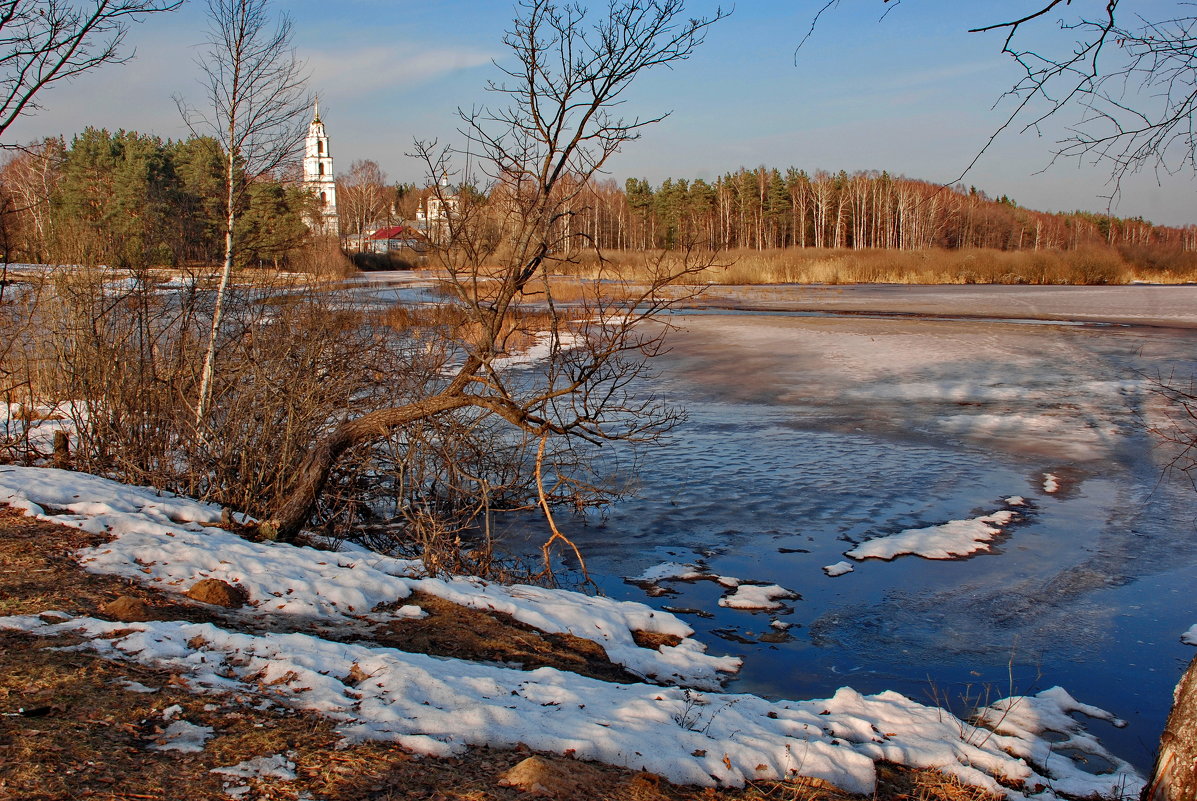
[823, 561, 854, 577]
[212, 753, 298, 781]
[846, 509, 1019, 562]
[0, 613, 1143, 798]
[148, 720, 214, 753]
[490, 331, 582, 371]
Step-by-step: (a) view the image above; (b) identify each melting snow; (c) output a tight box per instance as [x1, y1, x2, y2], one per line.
[0, 466, 738, 689]
[148, 719, 214, 753]
[0, 613, 1142, 798]
[0, 465, 1146, 799]
[846, 508, 1019, 562]
[212, 753, 298, 781]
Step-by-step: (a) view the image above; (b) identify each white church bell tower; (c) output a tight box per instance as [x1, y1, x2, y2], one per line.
[303, 98, 339, 236]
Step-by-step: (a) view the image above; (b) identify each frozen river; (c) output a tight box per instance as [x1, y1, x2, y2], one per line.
[493, 283, 1197, 773]
[353, 274, 1197, 772]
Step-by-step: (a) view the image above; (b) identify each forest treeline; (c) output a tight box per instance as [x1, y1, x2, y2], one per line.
[5, 129, 1197, 281]
[0, 130, 312, 269]
[339, 161, 1197, 255]
[573, 168, 1196, 254]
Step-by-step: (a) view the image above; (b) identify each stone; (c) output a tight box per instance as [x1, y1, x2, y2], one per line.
[185, 578, 247, 608]
[497, 756, 579, 798]
[100, 595, 152, 622]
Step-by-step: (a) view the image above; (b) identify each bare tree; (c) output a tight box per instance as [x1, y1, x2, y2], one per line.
[177, 0, 309, 429]
[337, 158, 390, 246]
[0, 0, 181, 142]
[804, 2, 1197, 200]
[268, 0, 728, 550]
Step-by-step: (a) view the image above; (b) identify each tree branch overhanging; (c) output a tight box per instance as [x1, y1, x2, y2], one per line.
[0, 0, 182, 143]
[268, 1, 727, 545]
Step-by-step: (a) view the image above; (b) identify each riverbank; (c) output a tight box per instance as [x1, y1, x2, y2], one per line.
[0, 466, 1141, 800]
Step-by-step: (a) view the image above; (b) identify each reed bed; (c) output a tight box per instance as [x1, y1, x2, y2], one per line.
[564, 246, 1197, 285]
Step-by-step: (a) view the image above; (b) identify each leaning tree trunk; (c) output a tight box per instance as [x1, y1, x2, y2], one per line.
[266, 378, 501, 542]
[1143, 654, 1197, 801]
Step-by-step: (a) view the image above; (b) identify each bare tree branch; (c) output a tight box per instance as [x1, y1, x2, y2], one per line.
[269, 0, 727, 544]
[0, 0, 181, 143]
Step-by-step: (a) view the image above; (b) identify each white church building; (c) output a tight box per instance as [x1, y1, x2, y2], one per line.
[303, 100, 339, 236]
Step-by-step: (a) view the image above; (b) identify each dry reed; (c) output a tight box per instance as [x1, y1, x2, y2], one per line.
[561, 246, 1197, 286]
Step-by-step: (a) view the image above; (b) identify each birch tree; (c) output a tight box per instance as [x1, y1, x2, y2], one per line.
[177, 0, 309, 429]
[337, 159, 389, 245]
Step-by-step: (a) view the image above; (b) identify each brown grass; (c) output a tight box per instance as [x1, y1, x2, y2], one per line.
[559, 247, 1197, 286]
[378, 296, 587, 357]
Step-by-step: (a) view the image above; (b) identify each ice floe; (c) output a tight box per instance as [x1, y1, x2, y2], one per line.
[846, 504, 1021, 562]
[1183, 624, 1197, 646]
[717, 583, 798, 611]
[631, 562, 798, 611]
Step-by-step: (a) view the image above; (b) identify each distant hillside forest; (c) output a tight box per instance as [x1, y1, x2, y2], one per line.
[4, 130, 1195, 282]
[571, 169, 1195, 254]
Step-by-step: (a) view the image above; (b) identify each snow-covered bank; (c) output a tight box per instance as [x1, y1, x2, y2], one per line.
[0, 466, 737, 689]
[0, 464, 1147, 799]
[0, 612, 1142, 798]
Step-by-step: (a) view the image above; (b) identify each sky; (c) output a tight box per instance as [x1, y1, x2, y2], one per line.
[4, 0, 1195, 226]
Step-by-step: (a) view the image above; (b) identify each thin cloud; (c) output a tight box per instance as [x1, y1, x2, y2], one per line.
[303, 45, 494, 98]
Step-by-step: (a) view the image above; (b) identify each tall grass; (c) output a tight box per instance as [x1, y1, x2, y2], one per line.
[566, 246, 1197, 285]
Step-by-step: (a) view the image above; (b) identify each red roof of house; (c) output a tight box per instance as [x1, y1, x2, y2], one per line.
[368, 225, 426, 241]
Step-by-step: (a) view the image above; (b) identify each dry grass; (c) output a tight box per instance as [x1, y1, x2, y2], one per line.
[560, 247, 1197, 286]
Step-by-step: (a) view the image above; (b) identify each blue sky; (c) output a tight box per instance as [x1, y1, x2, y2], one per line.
[6, 0, 1194, 225]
